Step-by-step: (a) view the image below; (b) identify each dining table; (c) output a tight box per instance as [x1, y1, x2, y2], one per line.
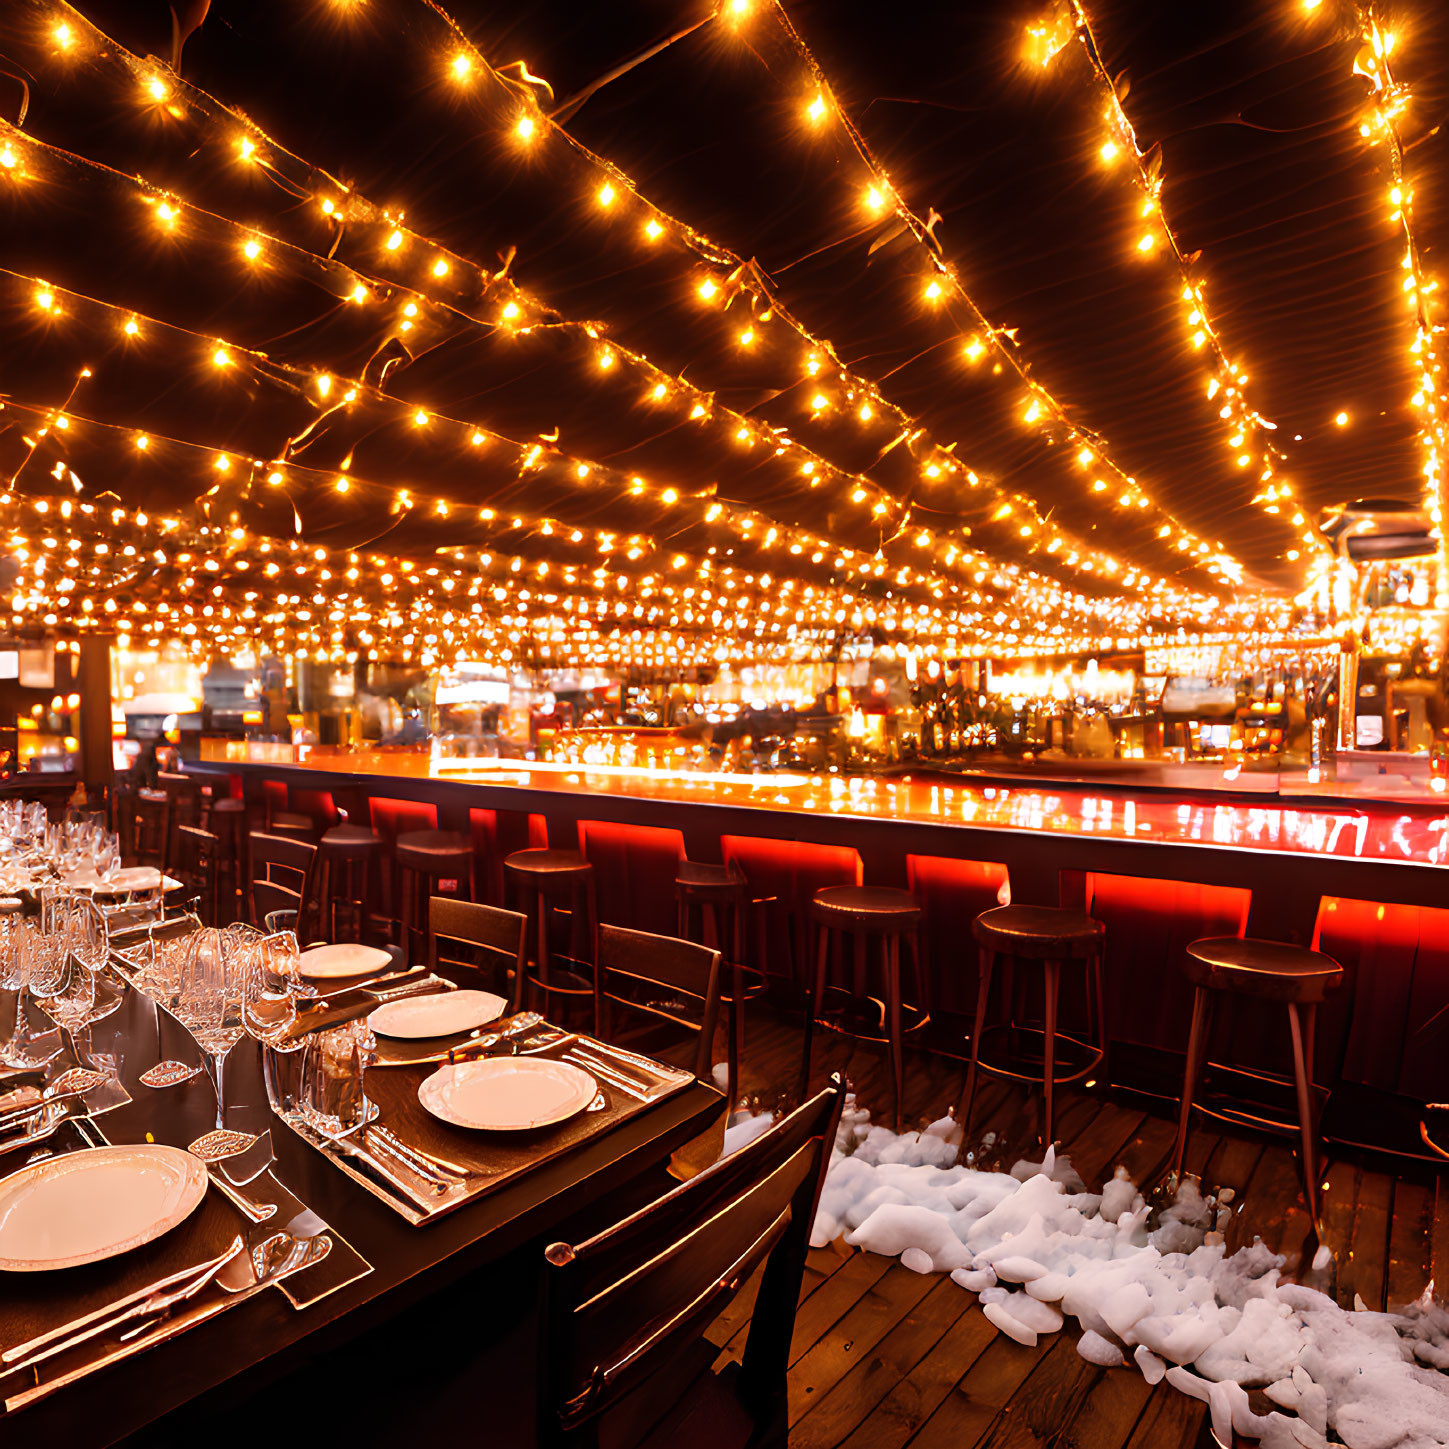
[0, 957, 726, 1447]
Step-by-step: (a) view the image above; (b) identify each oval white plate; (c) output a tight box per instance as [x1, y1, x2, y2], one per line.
[418, 1057, 596, 1131]
[0, 1145, 208, 1272]
[369, 989, 507, 1040]
[298, 943, 393, 980]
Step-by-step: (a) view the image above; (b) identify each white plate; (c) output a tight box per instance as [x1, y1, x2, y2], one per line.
[0, 1145, 208, 1272]
[418, 1057, 597, 1131]
[368, 989, 507, 1040]
[297, 943, 393, 980]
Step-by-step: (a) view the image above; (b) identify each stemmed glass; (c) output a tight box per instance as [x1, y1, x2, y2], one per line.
[24, 909, 96, 1063]
[245, 931, 305, 1115]
[0, 904, 62, 1068]
[173, 927, 245, 1130]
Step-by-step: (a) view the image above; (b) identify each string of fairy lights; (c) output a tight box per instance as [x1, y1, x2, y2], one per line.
[0, 0, 1253, 636]
[1030, 0, 1328, 564]
[0, 0, 1231, 615]
[0, 0, 1369, 675]
[1313, 0, 1448, 572]
[743, 0, 1293, 578]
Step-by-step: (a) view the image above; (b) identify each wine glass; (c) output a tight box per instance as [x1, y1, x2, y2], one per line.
[0, 905, 61, 1068]
[245, 931, 306, 1114]
[24, 913, 96, 1063]
[174, 928, 245, 1130]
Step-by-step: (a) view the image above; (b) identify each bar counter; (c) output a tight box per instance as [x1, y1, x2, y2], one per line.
[191, 742, 1449, 1157]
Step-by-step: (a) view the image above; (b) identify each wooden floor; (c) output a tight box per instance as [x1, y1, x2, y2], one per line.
[687, 1008, 1449, 1449]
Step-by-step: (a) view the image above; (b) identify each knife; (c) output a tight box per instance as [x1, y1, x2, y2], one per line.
[1, 1237, 248, 1374]
[1, 1240, 246, 1366]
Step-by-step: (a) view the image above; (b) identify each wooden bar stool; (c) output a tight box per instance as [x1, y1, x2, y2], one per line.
[1172, 937, 1343, 1226]
[801, 885, 926, 1131]
[505, 848, 598, 1026]
[957, 904, 1107, 1149]
[395, 829, 474, 964]
[314, 824, 385, 944]
[675, 860, 769, 1107]
[208, 797, 247, 926]
[122, 787, 168, 867]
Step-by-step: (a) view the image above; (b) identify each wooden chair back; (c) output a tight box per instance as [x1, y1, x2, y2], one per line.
[539, 1080, 843, 1448]
[247, 830, 319, 937]
[428, 897, 527, 1005]
[595, 924, 722, 1082]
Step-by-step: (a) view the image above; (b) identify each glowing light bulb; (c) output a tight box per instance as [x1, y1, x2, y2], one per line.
[349, 283, 367, 303]
[651, 382, 668, 400]
[243, 238, 261, 260]
[662, 489, 679, 504]
[807, 94, 827, 124]
[451, 53, 471, 80]
[1335, 411, 1349, 426]
[413, 410, 429, 426]
[156, 202, 177, 228]
[1100, 140, 1119, 162]
[963, 336, 985, 362]
[34, 288, 54, 312]
[433, 257, 449, 277]
[316, 374, 333, 398]
[238, 137, 256, 161]
[124, 317, 139, 336]
[1137, 233, 1155, 253]
[135, 434, 149, 450]
[53, 23, 73, 48]
[865, 186, 885, 211]
[738, 329, 755, 347]
[1023, 399, 1043, 425]
[147, 76, 168, 101]
[386, 230, 403, 251]
[1077, 447, 1093, 467]
[598, 183, 616, 208]
[502, 301, 520, 320]
[213, 348, 231, 368]
[644, 218, 663, 240]
[698, 278, 719, 301]
[811, 393, 828, 411]
[924, 279, 943, 301]
[598, 349, 615, 369]
[335, 477, 350, 493]
[516, 115, 535, 141]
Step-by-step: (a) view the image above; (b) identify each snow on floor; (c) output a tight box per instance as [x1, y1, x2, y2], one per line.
[729, 1101, 1449, 1449]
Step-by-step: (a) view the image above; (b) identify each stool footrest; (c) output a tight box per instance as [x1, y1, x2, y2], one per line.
[969, 1023, 1104, 1087]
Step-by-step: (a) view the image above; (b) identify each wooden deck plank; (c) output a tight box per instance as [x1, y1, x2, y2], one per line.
[788, 1274, 976, 1449]
[900, 1331, 1053, 1449]
[1122, 1379, 1208, 1449]
[1386, 1178, 1435, 1312]
[1054, 1359, 1156, 1449]
[972, 1333, 1105, 1449]
[834, 1305, 1000, 1449]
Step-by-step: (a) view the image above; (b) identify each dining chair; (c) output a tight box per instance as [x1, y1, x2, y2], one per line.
[594, 924, 723, 1086]
[538, 1078, 843, 1449]
[247, 830, 319, 940]
[428, 897, 528, 1006]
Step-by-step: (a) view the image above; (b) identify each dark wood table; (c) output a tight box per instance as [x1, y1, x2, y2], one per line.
[4, 983, 725, 1447]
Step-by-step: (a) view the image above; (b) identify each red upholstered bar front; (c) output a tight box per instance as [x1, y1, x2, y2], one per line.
[906, 854, 1010, 1016]
[721, 836, 861, 988]
[577, 820, 686, 938]
[1085, 872, 1251, 1061]
[1313, 897, 1449, 1102]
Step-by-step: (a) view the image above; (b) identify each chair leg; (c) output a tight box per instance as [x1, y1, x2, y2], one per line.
[729, 961, 744, 1108]
[1288, 1002, 1321, 1228]
[905, 929, 928, 1019]
[955, 946, 997, 1140]
[1090, 942, 1109, 1085]
[1171, 987, 1214, 1185]
[797, 924, 830, 1106]
[886, 935, 904, 1134]
[1042, 957, 1060, 1148]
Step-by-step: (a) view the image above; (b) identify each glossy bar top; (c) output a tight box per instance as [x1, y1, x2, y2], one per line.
[199, 741, 1449, 868]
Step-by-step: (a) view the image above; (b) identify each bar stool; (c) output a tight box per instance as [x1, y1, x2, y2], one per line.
[208, 798, 247, 926]
[675, 860, 769, 1107]
[314, 824, 385, 944]
[801, 885, 926, 1131]
[123, 788, 168, 867]
[957, 904, 1107, 1148]
[505, 848, 598, 1026]
[395, 829, 474, 964]
[1171, 937, 1343, 1225]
